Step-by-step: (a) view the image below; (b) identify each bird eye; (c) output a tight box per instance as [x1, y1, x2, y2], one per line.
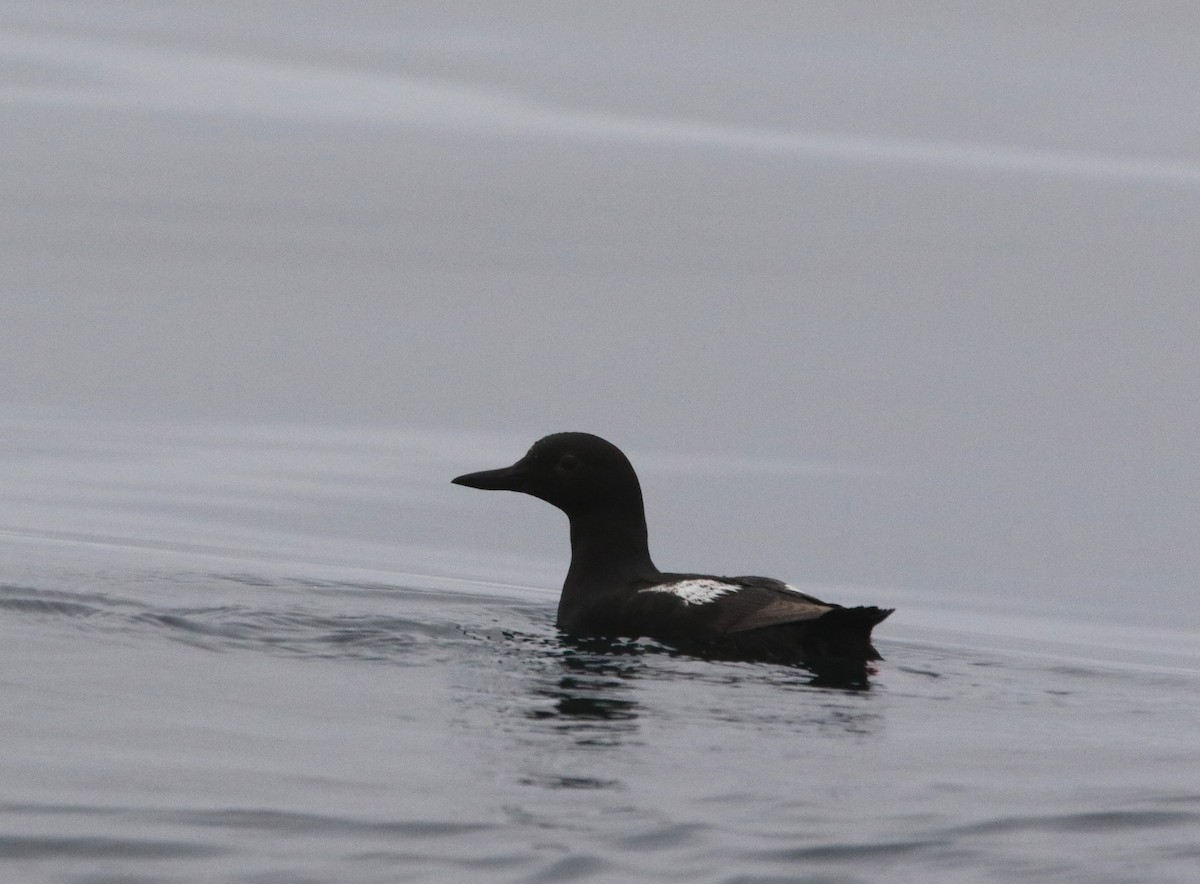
[557, 454, 580, 472]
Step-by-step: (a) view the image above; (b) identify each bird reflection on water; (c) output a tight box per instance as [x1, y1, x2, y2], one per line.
[522, 635, 881, 743]
[454, 620, 887, 796]
[526, 638, 645, 744]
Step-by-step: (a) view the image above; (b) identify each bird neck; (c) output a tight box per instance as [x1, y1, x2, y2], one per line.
[563, 500, 658, 589]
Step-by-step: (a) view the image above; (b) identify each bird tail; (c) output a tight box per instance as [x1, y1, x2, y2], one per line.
[814, 606, 894, 661]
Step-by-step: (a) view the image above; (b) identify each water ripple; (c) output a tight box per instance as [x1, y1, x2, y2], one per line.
[0, 834, 226, 859]
[164, 807, 496, 838]
[948, 808, 1200, 837]
[0, 580, 497, 664]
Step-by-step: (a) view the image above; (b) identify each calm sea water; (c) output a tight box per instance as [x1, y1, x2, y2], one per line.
[4, 2, 1200, 881]
[2, 420, 1197, 883]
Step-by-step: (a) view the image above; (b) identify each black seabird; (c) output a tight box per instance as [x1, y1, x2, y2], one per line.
[452, 433, 892, 665]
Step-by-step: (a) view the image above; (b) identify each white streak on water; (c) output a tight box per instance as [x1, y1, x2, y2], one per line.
[641, 579, 739, 605]
[3, 32, 1200, 185]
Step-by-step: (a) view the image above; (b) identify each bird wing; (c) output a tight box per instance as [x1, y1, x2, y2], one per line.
[707, 577, 835, 633]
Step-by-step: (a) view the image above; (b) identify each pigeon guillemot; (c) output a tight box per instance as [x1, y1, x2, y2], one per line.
[452, 433, 892, 664]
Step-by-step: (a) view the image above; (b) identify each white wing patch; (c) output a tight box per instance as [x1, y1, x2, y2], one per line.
[640, 579, 739, 605]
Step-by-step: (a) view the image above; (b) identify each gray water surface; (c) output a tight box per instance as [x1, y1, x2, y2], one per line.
[3, 421, 1198, 883]
[3, 2, 1200, 880]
